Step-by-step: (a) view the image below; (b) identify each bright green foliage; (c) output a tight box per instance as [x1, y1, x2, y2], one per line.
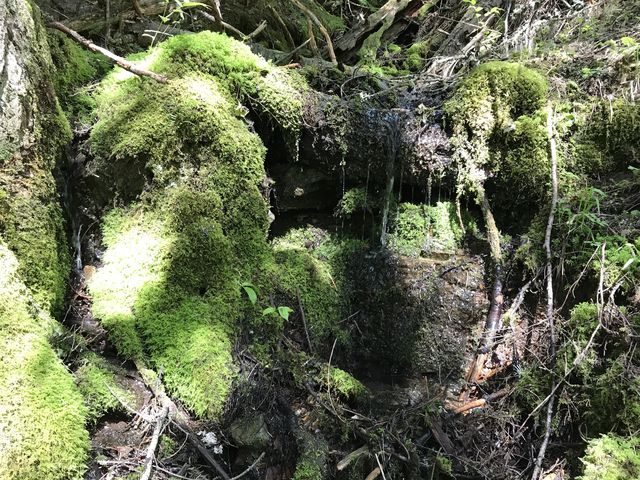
[75, 352, 135, 424]
[388, 201, 470, 256]
[338, 187, 368, 216]
[579, 435, 640, 480]
[321, 366, 368, 402]
[445, 61, 549, 204]
[556, 302, 640, 433]
[0, 243, 89, 480]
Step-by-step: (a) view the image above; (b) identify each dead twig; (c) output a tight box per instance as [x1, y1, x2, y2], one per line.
[140, 405, 169, 480]
[296, 287, 314, 354]
[229, 452, 266, 480]
[531, 104, 560, 480]
[49, 22, 168, 83]
[290, 0, 338, 65]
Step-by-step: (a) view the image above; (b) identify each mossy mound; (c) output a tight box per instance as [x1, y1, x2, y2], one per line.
[0, 243, 89, 480]
[445, 61, 550, 212]
[579, 435, 640, 480]
[86, 32, 313, 419]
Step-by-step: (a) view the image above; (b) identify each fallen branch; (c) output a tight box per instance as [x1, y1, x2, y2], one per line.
[229, 452, 266, 480]
[290, 0, 337, 65]
[49, 21, 168, 83]
[134, 360, 231, 480]
[337, 446, 369, 471]
[140, 405, 169, 480]
[531, 103, 560, 480]
[451, 388, 510, 415]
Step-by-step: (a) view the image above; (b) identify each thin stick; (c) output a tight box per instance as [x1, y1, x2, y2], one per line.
[50, 22, 168, 83]
[531, 104, 559, 480]
[229, 452, 266, 480]
[296, 287, 314, 353]
[290, 0, 338, 65]
[140, 405, 169, 480]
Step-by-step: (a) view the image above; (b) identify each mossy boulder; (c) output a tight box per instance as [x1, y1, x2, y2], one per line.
[85, 32, 312, 419]
[445, 61, 550, 214]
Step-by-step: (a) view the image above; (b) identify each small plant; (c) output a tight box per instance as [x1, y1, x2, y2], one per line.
[263, 306, 294, 321]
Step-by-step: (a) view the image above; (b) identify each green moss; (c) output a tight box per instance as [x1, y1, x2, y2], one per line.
[321, 366, 368, 402]
[85, 33, 306, 419]
[75, 352, 135, 424]
[404, 41, 429, 71]
[293, 430, 328, 480]
[47, 30, 110, 120]
[152, 32, 306, 139]
[445, 61, 549, 209]
[0, 243, 89, 480]
[266, 229, 365, 351]
[388, 201, 471, 256]
[579, 435, 640, 480]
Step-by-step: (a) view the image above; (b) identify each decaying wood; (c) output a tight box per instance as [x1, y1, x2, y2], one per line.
[428, 415, 455, 454]
[452, 388, 510, 415]
[365, 467, 382, 480]
[290, 0, 337, 65]
[531, 104, 560, 480]
[50, 21, 169, 83]
[334, 0, 425, 62]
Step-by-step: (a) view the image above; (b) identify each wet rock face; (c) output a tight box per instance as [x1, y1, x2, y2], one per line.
[347, 250, 487, 379]
[403, 255, 487, 377]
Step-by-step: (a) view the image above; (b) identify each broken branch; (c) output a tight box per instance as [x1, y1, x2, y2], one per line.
[290, 0, 337, 65]
[49, 21, 168, 83]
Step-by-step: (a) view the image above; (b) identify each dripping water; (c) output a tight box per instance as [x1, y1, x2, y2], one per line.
[379, 110, 402, 247]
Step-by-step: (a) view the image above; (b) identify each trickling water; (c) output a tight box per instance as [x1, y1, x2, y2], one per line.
[362, 162, 371, 241]
[379, 110, 402, 247]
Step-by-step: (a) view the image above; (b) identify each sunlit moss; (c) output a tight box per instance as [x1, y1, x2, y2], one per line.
[0, 243, 89, 480]
[388, 201, 472, 256]
[75, 352, 135, 424]
[578, 435, 640, 480]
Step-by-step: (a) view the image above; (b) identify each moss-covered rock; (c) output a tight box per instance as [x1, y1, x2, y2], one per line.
[0, 2, 90, 478]
[0, 243, 89, 480]
[388, 201, 472, 256]
[445, 61, 550, 215]
[86, 32, 314, 419]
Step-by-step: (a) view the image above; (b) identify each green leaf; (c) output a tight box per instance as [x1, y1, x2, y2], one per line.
[262, 307, 276, 316]
[277, 306, 293, 321]
[241, 283, 257, 305]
